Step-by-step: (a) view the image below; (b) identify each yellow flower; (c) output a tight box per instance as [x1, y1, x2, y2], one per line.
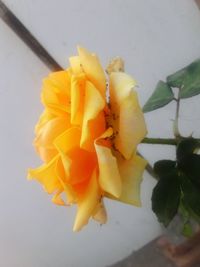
[28, 47, 147, 231]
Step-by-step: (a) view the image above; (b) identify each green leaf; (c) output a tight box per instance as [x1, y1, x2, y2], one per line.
[176, 138, 200, 162]
[181, 198, 200, 225]
[152, 171, 180, 226]
[167, 68, 186, 88]
[179, 154, 200, 187]
[167, 59, 200, 99]
[143, 81, 174, 113]
[182, 222, 193, 237]
[154, 160, 176, 177]
[179, 200, 194, 237]
[180, 174, 200, 218]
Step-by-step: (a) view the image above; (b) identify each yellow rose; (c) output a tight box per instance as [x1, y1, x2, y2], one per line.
[28, 47, 147, 231]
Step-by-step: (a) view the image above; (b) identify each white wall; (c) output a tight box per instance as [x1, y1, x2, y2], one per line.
[0, 1, 200, 266]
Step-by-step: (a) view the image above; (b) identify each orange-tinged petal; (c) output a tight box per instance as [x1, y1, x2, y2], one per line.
[81, 81, 105, 151]
[47, 70, 71, 97]
[54, 128, 96, 185]
[34, 115, 71, 163]
[92, 200, 107, 224]
[109, 72, 147, 159]
[41, 88, 71, 115]
[35, 110, 55, 136]
[56, 158, 77, 204]
[29, 47, 148, 231]
[71, 74, 85, 125]
[117, 154, 147, 206]
[27, 155, 61, 194]
[73, 170, 100, 232]
[34, 115, 71, 149]
[72, 179, 90, 196]
[57, 150, 72, 178]
[41, 71, 71, 115]
[67, 148, 97, 185]
[54, 127, 81, 153]
[35, 147, 58, 163]
[95, 128, 122, 198]
[52, 189, 66, 206]
[78, 46, 106, 98]
[53, 128, 81, 177]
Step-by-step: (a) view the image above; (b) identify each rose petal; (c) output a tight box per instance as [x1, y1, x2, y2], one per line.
[80, 81, 105, 151]
[78, 46, 106, 98]
[92, 200, 107, 224]
[35, 110, 55, 136]
[109, 72, 147, 159]
[67, 148, 97, 185]
[54, 127, 81, 153]
[53, 128, 81, 177]
[34, 147, 58, 164]
[95, 128, 122, 198]
[52, 189, 66, 206]
[41, 71, 71, 115]
[109, 72, 137, 104]
[117, 91, 147, 159]
[71, 74, 86, 125]
[115, 154, 147, 206]
[34, 115, 71, 162]
[27, 155, 61, 194]
[69, 56, 82, 74]
[56, 158, 77, 204]
[73, 170, 100, 231]
[35, 115, 71, 149]
[54, 128, 97, 185]
[47, 70, 71, 97]
[95, 145, 122, 198]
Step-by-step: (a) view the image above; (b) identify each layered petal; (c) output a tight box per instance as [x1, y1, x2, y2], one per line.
[54, 128, 97, 185]
[54, 127, 81, 177]
[47, 70, 71, 97]
[73, 170, 100, 231]
[117, 154, 147, 206]
[109, 72, 147, 159]
[95, 128, 122, 198]
[52, 189, 66, 206]
[35, 110, 56, 136]
[56, 158, 77, 204]
[28, 46, 148, 231]
[70, 74, 85, 125]
[81, 81, 105, 151]
[28, 155, 61, 194]
[117, 91, 147, 159]
[41, 71, 71, 115]
[34, 115, 71, 162]
[54, 127, 81, 153]
[109, 72, 137, 105]
[78, 46, 106, 98]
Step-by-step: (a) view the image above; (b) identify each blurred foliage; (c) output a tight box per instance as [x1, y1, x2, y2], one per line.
[152, 139, 200, 235]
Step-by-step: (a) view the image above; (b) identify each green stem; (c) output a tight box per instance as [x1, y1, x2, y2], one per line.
[142, 137, 200, 146]
[142, 137, 177, 145]
[173, 90, 181, 138]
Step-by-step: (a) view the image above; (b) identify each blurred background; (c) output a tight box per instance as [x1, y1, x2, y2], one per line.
[0, 1, 200, 266]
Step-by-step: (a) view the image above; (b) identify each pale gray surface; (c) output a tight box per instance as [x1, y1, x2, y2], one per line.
[0, 1, 200, 267]
[108, 238, 175, 267]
